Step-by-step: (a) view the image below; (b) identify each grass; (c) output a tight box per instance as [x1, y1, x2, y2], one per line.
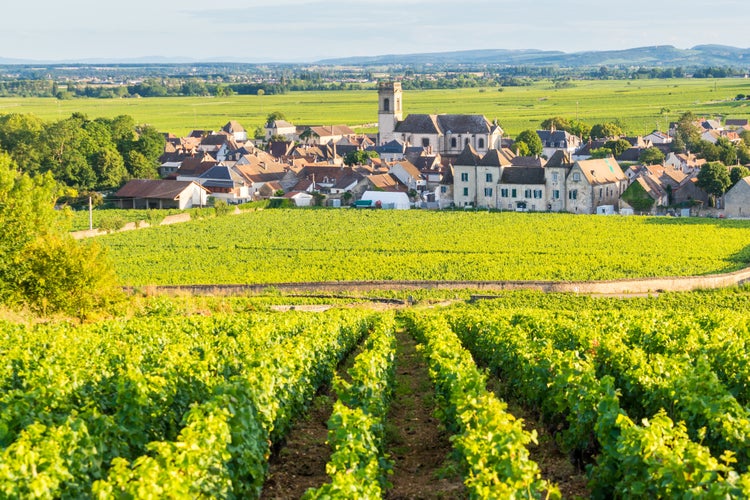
[2, 78, 749, 137]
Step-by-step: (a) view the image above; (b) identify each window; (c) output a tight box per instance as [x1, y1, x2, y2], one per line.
[599, 188, 603, 199]
[485, 173, 493, 182]
[511, 188, 517, 198]
[383, 98, 390, 112]
[460, 172, 469, 182]
[440, 185, 447, 193]
[501, 188, 509, 198]
[524, 189, 532, 198]
[552, 172, 558, 182]
[534, 190, 542, 199]
[451, 137, 457, 148]
[484, 187, 493, 197]
[553, 189, 560, 199]
[568, 189, 578, 200]
[478, 138, 485, 148]
[463, 187, 469, 196]
[465, 138, 470, 146]
[422, 138, 430, 148]
[572, 172, 581, 181]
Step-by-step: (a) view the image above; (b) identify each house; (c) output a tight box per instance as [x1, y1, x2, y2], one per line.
[497, 166, 547, 212]
[265, 119, 297, 141]
[222, 121, 248, 143]
[537, 129, 582, 159]
[453, 145, 510, 208]
[194, 165, 252, 202]
[565, 157, 628, 214]
[372, 139, 407, 162]
[113, 179, 209, 209]
[665, 152, 706, 173]
[378, 81, 503, 156]
[299, 125, 355, 145]
[724, 176, 750, 217]
[644, 130, 673, 144]
[435, 165, 454, 209]
[388, 160, 425, 193]
[545, 151, 573, 212]
[725, 119, 750, 132]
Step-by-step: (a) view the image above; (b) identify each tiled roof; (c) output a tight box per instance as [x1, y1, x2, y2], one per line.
[480, 148, 514, 167]
[575, 158, 627, 185]
[500, 167, 546, 185]
[115, 179, 203, 199]
[454, 144, 482, 166]
[395, 114, 441, 135]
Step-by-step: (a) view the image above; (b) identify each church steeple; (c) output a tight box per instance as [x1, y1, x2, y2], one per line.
[378, 81, 402, 145]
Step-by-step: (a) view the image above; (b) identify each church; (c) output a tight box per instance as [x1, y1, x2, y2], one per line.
[377, 82, 503, 157]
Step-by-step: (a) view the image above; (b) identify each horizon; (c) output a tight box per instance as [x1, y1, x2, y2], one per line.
[1, 0, 748, 63]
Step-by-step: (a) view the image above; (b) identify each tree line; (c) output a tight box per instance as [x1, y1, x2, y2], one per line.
[0, 112, 164, 194]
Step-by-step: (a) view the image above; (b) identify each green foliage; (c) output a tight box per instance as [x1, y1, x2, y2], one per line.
[730, 165, 750, 187]
[638, 146, 665, 165]
[98, 210, 750, 286]
[590, 122, 623, 139]
[344, 149, 378, 166]
[514, 129, 543, 156]
[540, 116, 570, 131]
[604, 138, 631, 157]
[621, 180, 656, 213]
[212, 198, 233, 217]
[697, 161, 731, 198]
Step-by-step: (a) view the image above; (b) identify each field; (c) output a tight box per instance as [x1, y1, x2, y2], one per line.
[2, 78, 749, 137]
[97, 209, 750, 286]
[4, 288, 750, 497]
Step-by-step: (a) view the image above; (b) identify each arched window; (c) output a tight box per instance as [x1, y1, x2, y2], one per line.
[383, 98, 390, 112]
[478, 138, 485, 149]
[451, 137, 457, 148]
[465, 138, 470, 146]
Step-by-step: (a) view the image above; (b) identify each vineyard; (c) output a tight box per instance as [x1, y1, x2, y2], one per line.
[3, 288, 750, 498]
[99, 209, 750, 286]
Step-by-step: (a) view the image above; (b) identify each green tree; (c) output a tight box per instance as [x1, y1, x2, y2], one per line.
[604, 139, 632, 157]
[590, 122, 623, 139]
[675, 112, 701, 149]
[638, 147, 666, 165]
[95, 148, 128, 189]
[730, 165, 750, 187]
[265, 111, 286, 125]
[0, 153, 119, 317]
[540, 116, 570, 131]
[344, 150, 378, 166]
[569, 120, 592, 140]
[514, 130, 543, 156]
[696, 161, 731, 206]
[0, 113, 46, 175]
[715, 137, 738, 166]
[621, 180, 655, 213]
[126, 150, 157, 179]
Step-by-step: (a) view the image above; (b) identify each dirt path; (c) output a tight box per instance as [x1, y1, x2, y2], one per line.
[385, 329, 466, 499]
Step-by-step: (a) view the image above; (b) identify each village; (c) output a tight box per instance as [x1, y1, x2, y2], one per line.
[114, 82, 750, 218]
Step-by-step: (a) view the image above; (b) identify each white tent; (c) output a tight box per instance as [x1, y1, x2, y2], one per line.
[360, 191, 411, 210]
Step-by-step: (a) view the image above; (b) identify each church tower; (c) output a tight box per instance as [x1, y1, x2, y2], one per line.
[378, 81, 402, 144]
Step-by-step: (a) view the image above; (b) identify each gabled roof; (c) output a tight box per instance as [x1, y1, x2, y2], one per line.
[454, 144, 482, 166]
[574, 158, 627, 185]
[374, 139, 406, 154]
[267, 119, 295, 129]
[500, 167, 546, 185]
[367, 173, 406, 192]
[389, 160, 422, 180]
[546, 150, 573, 167]
[510, 155, 545, 168]
[480, 148, 514, 167]
[197, 165, 247, 188]
[115, 179, 205, 199]
[222, 120, 245, 133]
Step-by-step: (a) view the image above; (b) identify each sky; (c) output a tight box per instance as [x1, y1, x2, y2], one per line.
[1, 0, 748, 63]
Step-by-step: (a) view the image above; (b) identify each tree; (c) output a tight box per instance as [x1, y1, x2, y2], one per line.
[696, 161, 731, 206]
[0, 153, 119, 318]
[569, 120, 591, 140]
[344, 150, 378, 166]
[730, 165, 750, 187]
[265, 111, 286, 125]
[126, 150, 157, 179]
[540, 116, 570, 131]
[603, 139, 632, 157]
[675, 112, 701, 149]
[590, 122, 623, 139]
[590, 148, 613, 159]
[715, 137, 738, 166]
[514, 130, 543, 156]
[638, 147, 665, 165]
[95, 148, 128, 189]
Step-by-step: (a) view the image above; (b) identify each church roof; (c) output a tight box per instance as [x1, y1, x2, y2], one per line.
[395, 114, 441, 134]
[394, 114, 492, 135]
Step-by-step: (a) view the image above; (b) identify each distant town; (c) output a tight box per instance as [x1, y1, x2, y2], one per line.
[109, 82, 750, 217]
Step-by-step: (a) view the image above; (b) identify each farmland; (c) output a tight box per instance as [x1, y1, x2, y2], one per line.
[3, 288, 750, 497]
[98, 209, 750, 286]
[1, 78, 749, 137]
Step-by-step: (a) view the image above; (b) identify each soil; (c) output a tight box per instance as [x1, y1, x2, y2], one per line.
[485, 378, 591, 499]
[384, 329, 466, 499]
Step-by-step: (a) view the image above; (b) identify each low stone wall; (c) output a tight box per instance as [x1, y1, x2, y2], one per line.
[71, 212, 194, 239]
[124, 265, 750, 297]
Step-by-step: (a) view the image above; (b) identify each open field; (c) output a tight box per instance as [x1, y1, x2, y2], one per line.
[97, 209, 750, 286]
[2, 78, 749, 137]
